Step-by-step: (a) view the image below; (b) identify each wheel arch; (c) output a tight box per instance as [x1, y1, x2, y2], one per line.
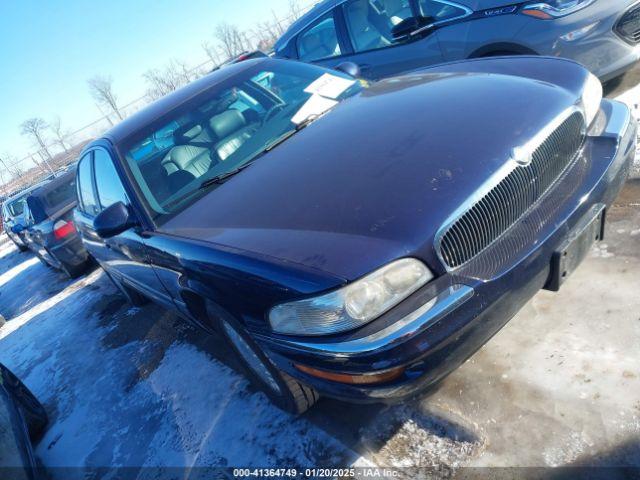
[468, 42, 538, 59]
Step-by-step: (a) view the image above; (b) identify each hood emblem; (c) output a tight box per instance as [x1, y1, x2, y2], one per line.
[511, 146, 533, 167]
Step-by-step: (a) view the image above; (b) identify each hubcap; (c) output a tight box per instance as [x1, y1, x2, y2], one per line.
[222, 321, 281, 394]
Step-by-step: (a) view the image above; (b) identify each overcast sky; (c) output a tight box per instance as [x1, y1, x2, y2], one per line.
[0, 0, 303, 167]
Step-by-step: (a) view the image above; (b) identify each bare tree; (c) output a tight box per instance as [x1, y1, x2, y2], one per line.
[20, 118, 53, 161]
[288, 0, 303, 22]
[143, 59, 200, 101]
[0, 153, 24, 181]
[49, 115, 72, 152]
[202, 40, 221, 67]
[214, 22, 251, 59]
[87, 75, 123, 120]
[0, 154, 17, 188]
[251, 20, 282, 51]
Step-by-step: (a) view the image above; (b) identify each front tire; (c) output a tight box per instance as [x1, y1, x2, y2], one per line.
[1, 367, 48, 441]
[217, 313, 318, 414]
[12, 237, 28, 252]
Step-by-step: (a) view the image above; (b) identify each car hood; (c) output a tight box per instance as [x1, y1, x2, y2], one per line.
[161, 57, 588, 283]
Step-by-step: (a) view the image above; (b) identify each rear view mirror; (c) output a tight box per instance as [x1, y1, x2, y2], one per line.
[335, 62, 361, 78]
[391, 16, 435, 39]
[94, 202, 138, 239]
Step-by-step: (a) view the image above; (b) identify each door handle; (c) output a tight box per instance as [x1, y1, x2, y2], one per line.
[105, 243, 112, 250]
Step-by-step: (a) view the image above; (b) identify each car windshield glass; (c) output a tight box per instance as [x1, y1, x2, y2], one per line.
[7, 198, 25, 217]
[42, 176, 76, 214]
[121, 61, 363, 224]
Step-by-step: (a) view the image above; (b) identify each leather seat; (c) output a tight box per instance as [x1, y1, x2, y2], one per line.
[162, 124, 214, 178]
[208, 110, 257, 161]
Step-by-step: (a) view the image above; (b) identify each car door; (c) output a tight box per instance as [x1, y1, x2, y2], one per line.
[337, 0, 447, 79]
[294, 11, 352, 71]
[74, 147, 173, 307]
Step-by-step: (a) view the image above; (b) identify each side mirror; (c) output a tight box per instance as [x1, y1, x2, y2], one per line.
[391, 16, 434, 39]
[11, 224, 24, 234]
[335, 62, 361, 78]
[93, 202, 137, 239]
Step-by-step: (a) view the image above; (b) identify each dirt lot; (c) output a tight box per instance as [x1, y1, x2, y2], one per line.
[0, 79, 639, 475]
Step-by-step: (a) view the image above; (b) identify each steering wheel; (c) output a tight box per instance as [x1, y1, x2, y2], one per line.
[261, 103, 286, 125]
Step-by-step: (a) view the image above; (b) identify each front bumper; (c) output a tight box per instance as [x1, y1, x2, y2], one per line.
[255, 99, 637, 403]
[518, 1, 640, 82]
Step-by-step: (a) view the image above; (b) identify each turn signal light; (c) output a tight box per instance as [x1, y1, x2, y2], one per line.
[53, 220, 76, 240]
[521, 9, 553, 19]
[294, 363, 404, 385]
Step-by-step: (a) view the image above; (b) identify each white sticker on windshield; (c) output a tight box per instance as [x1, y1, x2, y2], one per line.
[304, 73, 356, 99]
[291, 94, 338, 125]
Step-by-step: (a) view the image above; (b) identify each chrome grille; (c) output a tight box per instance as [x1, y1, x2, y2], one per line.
[439, 112, 585, 269]
[617, 3, 640, 44]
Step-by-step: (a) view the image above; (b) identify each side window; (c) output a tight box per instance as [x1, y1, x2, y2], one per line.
[93, 149, 129, 211]
[296, 14, 342, 62]
[344, 0, 405, 53]
[77, 153, 99, 216]
[418, 0, 468, 21]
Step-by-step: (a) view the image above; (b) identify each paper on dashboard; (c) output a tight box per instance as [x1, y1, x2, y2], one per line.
[304, 73, 356, 99]
[291, 94, 338, 125]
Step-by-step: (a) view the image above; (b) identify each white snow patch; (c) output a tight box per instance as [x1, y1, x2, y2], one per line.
[614, 83, 640, 177]
[0, 247, 358, 472]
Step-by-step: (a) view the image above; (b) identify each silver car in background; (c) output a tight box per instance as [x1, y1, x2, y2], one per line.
[274, 0, 640, 82]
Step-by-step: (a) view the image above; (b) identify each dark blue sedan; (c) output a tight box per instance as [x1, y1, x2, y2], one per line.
[74, 56, 636, 413]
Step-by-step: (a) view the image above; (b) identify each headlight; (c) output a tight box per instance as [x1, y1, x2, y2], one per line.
[521, 0, 596, 19]
[269, 258, 433, 336]
[582, 72, 603, 127]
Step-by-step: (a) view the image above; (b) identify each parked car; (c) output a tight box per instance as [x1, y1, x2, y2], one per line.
[2, 183, 50, 253]
[0, 362, 47, 480]
[273, 0, 640, 82]
[74, 56, 636, 413]
[18, 170, 90, 278]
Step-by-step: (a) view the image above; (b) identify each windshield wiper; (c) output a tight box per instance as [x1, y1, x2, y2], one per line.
[198, 114, 324, 191]
[263, 114, 320, 153]
[198, 161, 256, 190]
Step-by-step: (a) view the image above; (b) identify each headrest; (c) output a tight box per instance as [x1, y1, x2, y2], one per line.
[209, 110, 246, 139]
[173, 123, 203, 144]
[183, 124, 202, 140]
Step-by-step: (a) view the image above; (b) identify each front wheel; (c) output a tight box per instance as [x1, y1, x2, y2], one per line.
[1, 366, 48, 441]
[12, 238, 28, 252]
[217, 314, 318, 415]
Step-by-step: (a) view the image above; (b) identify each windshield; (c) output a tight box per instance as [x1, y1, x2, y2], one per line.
[121, 61, 363, 223]
[7, 197, 26, 217]
[42, 176, 76, 213]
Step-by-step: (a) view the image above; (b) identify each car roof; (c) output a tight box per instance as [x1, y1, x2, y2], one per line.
[274, 0, 341, 52]
[95, 58, 270, 148]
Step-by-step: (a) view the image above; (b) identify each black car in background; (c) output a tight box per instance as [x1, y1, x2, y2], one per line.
[0, 363, 47, 480]
[19, 170, 90, 278]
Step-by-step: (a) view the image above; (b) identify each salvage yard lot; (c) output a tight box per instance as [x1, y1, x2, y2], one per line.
[1, 84, 639, 473]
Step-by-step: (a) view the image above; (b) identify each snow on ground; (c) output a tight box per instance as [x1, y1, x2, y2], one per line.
[0, 248, 361, 471]
[614, 82, 640, 177]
